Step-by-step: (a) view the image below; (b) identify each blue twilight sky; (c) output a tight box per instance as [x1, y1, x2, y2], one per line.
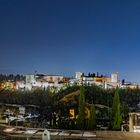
[0, 0, 140, 83]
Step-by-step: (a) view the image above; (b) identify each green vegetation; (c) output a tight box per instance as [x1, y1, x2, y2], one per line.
[76, 86, 86, 129]
[0, 85, 140, 130]
[112, 89, 122, 130]
[0, 89, 53, 107]
[87, 103, 96, 130]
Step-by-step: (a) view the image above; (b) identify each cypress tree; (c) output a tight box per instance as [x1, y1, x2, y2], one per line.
[87, 103, 96, 130]
[112, 89, 122, 130]
[77, 86, 85, 130]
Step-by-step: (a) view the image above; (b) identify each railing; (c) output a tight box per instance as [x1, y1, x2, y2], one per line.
[42, 129, 97, 140]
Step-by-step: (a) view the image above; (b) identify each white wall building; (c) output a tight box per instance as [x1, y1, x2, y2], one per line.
[43, 75, 64, 83]
[82, 77, 94, 85]
[16, 74, 66, 91]
[26, 75, 36, 84]
[111, 73, 118, 83]
[16, 81, 25, 90]
[75, 72, 82, 80]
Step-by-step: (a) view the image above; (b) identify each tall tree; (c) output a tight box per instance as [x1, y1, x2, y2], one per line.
[112, 89, 122, 130]
[77, 86, 85, 130]
[88, 72, 91, 77]
[87, 104, 96, 130]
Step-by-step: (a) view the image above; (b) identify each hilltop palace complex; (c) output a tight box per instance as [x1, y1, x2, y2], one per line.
[0, 72, 138, 91]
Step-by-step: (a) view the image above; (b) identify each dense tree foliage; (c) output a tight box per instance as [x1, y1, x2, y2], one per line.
[0, 85, 140, 130]
[0, 89, 53, 107]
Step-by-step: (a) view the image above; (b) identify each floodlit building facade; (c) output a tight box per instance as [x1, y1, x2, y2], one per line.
[75, 72, 82, 80]
[0, 71, 138, 91]
[15, 74, 68, 91]
[71, 72, 122, 89]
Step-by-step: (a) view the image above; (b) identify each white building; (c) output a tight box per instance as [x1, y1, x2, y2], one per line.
[111, 73, 118, 83]
[26, 75, 36, 84]
[16, 81, 25, 90]
[16, 74, 67, 91]
[75, 72, 82, 80]
[82, 77, 94, 85]
[42, 75, 64, 83]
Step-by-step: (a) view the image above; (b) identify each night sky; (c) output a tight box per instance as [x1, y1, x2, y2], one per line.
[0, 0, 140, 83]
